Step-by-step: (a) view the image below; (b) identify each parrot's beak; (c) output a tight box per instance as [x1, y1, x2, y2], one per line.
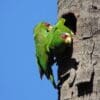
[64, 33, 72, 44]
[65, 36, 72, 44]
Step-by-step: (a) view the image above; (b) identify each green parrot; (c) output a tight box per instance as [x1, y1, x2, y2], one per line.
[33, 18, 74, 89]
[46, 18, 74, 54]
[34, 22, 57, 88]
[45, 18, 74, 87]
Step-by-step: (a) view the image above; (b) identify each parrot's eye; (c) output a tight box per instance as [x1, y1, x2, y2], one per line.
[44, 23, 50, 27]
[61, 34, 68, 39]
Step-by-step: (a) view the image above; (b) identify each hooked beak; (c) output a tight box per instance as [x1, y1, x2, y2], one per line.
[65, 36, 72, 44]
[64, 33, 72, 44]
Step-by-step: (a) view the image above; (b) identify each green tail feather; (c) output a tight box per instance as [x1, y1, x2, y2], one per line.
[50, 74, 57, 89]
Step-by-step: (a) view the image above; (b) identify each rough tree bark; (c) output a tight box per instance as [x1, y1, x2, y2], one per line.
[57, 0, 100, 100]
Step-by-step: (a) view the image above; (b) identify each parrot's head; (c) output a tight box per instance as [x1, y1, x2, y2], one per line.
[60, 32, 73, 44]
[33, 22, 53, 38]
[43, 22, 53, 31]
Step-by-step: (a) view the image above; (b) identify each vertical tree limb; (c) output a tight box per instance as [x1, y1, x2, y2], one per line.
[58, 0, 100, 100]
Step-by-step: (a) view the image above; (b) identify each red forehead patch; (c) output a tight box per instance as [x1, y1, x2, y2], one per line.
[44, 23, 50, 27]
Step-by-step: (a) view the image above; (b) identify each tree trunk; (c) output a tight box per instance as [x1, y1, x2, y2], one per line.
[57, 0, 100, 100]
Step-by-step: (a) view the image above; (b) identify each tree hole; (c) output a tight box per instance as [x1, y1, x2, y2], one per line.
[61, 12, 77, 34]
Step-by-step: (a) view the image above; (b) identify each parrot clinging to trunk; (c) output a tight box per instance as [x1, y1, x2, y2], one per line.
[46, 18, 74, 54]
[34, 22, 57, 88]
[33, 18, 74, 89]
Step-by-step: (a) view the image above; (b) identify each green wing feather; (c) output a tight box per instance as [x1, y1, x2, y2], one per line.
[34, 22, 49, 78]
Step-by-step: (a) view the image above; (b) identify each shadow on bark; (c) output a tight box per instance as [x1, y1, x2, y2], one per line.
[56, 42, 79, 100]
[77, 71, 94, 97]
